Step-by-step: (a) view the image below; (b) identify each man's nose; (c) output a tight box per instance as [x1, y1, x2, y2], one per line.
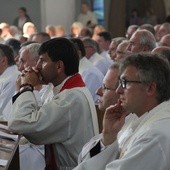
[116, 84, 123, 94]
[127, 43, 131, 51]
[96, 87, 103, 96]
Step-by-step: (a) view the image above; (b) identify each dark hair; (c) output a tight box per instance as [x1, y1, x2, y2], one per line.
[0, 44, 15, 66]
[39, 38, 79, 76]
[138, 24, 155, 36]
[79, 27, 92, 38]
[20, 41, 37, 48]
[159, 49, 170, 64]
[120, 53, 170, 103]
[4, 38, 21, 57]
[70, 38, 86, 58]
[98, 31, 112, 42]
[32, 32, 51, 43]
[19, 7, 27, 13]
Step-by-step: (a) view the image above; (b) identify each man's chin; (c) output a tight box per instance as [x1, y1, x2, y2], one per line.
[98, 105, 104, 111]
[120, 101, 126, 108]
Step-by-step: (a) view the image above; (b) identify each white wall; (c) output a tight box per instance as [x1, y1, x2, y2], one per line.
[0, 0, 41, 31]
[40, 0, 76, 34]
[0, 0, 77, 33]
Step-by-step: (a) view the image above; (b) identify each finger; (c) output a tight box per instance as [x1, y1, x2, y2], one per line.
[22, 69, 27, 74]
[25, 66, 32, 72]
[32, 67, 39, 72]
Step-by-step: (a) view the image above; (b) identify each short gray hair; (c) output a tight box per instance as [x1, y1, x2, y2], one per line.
[137, 30, 156, 50]
[26, 43, 41, 59]
[82, 37, 98, 51]
[120, 52, 170, 103]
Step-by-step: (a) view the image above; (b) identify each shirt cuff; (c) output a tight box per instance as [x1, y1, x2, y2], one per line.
[12, 89, 33, 103]
[100, 139, 109, 151]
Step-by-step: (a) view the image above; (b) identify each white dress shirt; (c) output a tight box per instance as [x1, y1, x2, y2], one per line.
[79, 57, 104, 103]
[89, 52, 109, 76]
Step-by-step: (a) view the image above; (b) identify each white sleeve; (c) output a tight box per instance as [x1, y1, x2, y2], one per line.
[76, 131, 168, 170]
[0, 81, 16, 116]
[75, 140, 119, 170]
[78, 134, 102, 163]
[82, 70, 103, 103]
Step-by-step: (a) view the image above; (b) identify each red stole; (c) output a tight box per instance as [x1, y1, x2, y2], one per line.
[60, 73, 85, 92]
[45, 73, 85, 170]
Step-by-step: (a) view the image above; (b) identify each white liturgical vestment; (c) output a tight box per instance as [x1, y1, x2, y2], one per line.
[74, 100, 170, 170]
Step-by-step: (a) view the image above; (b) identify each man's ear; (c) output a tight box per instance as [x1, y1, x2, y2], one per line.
[0, 56, 7, 66]
[146, 82, 157, 97]
[56, 60, 64, 72]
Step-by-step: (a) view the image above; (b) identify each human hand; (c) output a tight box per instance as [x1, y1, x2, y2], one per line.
[20, 67, 43, 87]
[102, 100, 127, 146]
[16, 74, 22, 92]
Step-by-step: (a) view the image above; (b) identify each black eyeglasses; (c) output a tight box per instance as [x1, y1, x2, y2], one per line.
[119, 78, 142, 89]
[101, 84, 117, 91]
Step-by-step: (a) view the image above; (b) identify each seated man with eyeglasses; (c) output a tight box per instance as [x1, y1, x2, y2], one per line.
[74, 53, 170, 170]
[76, 62, 138, 164]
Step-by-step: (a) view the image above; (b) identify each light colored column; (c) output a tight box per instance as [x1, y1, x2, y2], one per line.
[40, 0, 76, 34]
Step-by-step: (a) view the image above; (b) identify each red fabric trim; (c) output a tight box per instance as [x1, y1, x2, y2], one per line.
[60, 73, 85, 92]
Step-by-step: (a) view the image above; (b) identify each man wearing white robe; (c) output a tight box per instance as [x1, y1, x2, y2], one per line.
[8, 38, 98, 169]
[83, 37, 109, 76]
[96, 31, 113, 66]
[79, 56, 104, 103]
[0, 44, 19, 119]
[74, 53, 170, 170]
[2, 43, 46, 170]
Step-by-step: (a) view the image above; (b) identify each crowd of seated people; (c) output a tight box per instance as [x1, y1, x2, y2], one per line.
[1, 4, 170, 170]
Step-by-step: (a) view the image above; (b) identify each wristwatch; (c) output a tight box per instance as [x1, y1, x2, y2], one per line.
[19, 83, 34, 93]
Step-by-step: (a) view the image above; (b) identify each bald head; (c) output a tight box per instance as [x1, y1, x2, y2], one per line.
[126, 25, 138, 39]
[152, 46, 170, 64]
[159, 34, 170, 47]
[157, 23, 170, 41]
[152, 46, 170, 54]
[127, 30, 156, 53]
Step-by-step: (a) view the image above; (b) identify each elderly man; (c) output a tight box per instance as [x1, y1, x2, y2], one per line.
[8, 38, 98, 170]
[70, 38, 104, 104]
[114, 40, 129, 62]
[127, 29, 156, 53]
[157, 22, 170, 42]
[159, 34, 170, 47]
[125, 25, 138, 39]
[82, 37, 109, 75]
[152, 46, 170, 64]
[3, 43, 47, 170]
[74, 53, 170, 170]
[108, 37, 126, 61]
